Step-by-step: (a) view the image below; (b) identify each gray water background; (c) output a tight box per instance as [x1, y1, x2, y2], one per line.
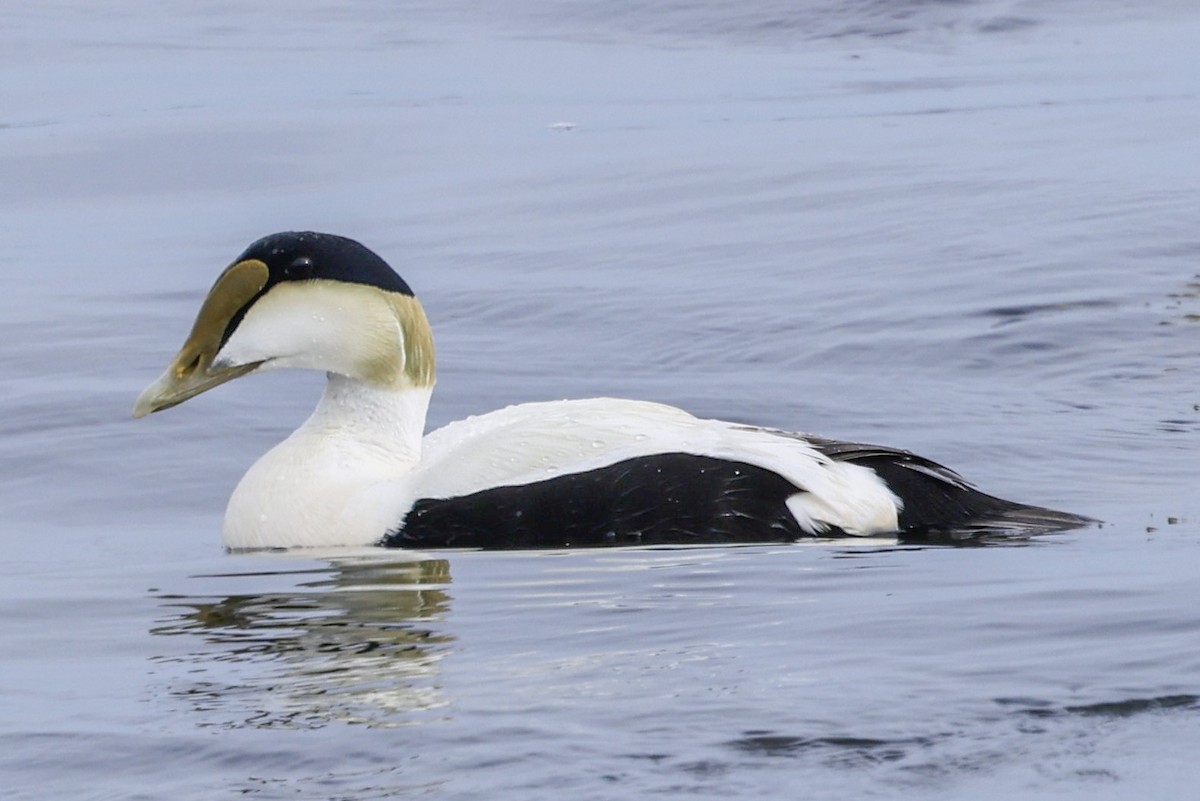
[2, 1, 1199, 798]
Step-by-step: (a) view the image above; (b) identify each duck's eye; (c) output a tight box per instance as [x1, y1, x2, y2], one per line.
[285, 257, 314, 278]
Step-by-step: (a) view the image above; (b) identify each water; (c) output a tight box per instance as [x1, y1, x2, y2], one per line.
[3, 1, 1199, 798]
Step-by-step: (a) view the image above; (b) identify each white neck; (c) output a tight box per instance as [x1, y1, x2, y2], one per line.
[222, 375, 433, 549]
[300, 373, 431, 469]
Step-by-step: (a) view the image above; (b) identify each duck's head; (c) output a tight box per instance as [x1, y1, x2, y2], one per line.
[134, 232, 435, 418]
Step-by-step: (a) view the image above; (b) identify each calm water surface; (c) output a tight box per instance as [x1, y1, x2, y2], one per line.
[2, 1, 1199, 798]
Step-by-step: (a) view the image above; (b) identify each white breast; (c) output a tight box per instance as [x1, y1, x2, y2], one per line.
[222, 380, 432, 550]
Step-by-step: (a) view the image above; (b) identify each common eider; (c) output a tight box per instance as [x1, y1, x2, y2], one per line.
[134, 231, 1088, 550]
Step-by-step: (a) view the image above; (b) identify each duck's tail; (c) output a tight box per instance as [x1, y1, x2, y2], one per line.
[807, 436, 1095, 540]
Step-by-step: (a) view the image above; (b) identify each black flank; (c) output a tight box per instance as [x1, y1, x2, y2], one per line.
[383, 453, 823, 549]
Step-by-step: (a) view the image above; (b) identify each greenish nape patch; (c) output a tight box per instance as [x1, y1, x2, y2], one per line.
[389, 293, 437, 388]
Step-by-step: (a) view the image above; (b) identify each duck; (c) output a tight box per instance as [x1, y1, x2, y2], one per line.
[134, 231, 1088, 550]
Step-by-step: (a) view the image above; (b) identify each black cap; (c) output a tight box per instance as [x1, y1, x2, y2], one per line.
[235, 231, 414, 296]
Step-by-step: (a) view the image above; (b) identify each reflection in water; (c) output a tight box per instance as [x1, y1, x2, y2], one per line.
[728, 732, 940, 766]
[150, 556, 453, 729]
[723, 694, 1200, 779]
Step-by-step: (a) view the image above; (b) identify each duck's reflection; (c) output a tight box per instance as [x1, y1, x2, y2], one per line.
[150, 555, 453, 729]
